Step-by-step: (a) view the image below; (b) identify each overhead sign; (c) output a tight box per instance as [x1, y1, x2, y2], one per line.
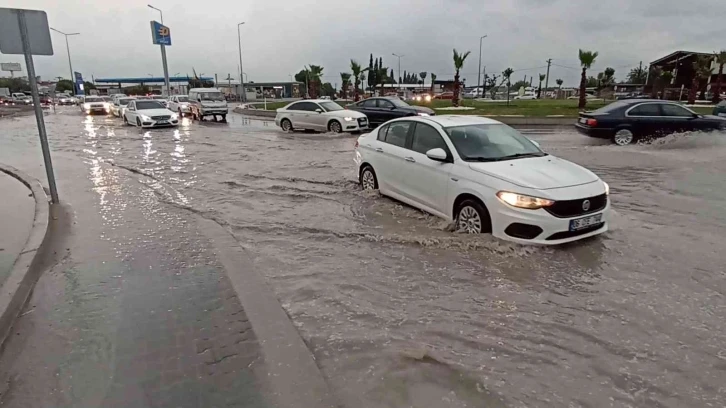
[150, 21, 171, 46]
[0, 8, 53, 55]
[1, 62, 21, 71]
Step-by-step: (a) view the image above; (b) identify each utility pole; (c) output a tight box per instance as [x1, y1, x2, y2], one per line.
[148, 4, 170, 96]
[49, 28, 79, 93]
[392, 53, 404, 92]
[544, 58, 552, 99]
[477, 35, 487, 96]
[237, 22, 246, 102]
[481, 66, 487, 97]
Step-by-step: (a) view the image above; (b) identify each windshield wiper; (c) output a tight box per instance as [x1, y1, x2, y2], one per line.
[464, 156, 500, 162]
[495, 152, 547, 161]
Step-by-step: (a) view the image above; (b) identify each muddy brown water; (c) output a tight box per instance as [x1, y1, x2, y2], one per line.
[2, 109, 725, 407]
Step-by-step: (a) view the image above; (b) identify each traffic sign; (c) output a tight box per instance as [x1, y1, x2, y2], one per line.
[150, 21, 171, 46]
[0, 8, 53, 55]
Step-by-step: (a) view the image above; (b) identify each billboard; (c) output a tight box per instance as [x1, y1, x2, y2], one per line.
[74, 71, 84, 95]
[150, 21, 171, 46]
[1, 62, 21, 72]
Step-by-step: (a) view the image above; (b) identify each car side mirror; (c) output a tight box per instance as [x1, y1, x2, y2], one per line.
[426, 148, 448, 162]
[315, 108, 323, 113]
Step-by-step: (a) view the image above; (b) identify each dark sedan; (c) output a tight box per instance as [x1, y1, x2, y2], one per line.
[713, 100, 726, 117]
[346, 97, 434, 127]
[575, 99, 726, 145]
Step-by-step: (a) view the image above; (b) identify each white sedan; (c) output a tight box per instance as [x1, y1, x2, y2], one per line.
[110, 96, 135, 117]
[354, 115, 610, 245]
[168, 95, 191, 116]
[123, 99, 179, 128]
[275, 99, 368, 133]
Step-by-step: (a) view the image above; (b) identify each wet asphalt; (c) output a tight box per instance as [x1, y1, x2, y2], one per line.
[0, 108, 725, 407]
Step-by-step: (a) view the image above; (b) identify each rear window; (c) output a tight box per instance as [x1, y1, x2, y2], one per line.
[590, 101, 629, 114]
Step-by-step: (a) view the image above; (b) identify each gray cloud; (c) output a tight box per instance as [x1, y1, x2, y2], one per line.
[1, 0, 723, 87]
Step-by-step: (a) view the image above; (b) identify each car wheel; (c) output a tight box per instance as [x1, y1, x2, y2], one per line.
[613, 128, 635, 146]
[136, 118, 142, 127]
[220, 114, 227, 122]
[359, 165, 378, 190]
[281, 118, 293, 132]
[456, 199, 491, 234]
[329, 120, 343, 133]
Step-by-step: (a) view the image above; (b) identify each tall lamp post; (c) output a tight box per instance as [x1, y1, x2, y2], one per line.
[477, 34, 487, 97]
[237, 22, 246, 102]
[49, 28, 80, 93]
[392, 53, 404, 92]
[148, 4, 171, 96]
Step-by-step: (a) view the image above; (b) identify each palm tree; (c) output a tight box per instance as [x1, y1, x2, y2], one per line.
[430, 73, 437, 94]
[419, 72, 427, 89]
[537, 73, 546, 98]
[578, 49, 598, 109]
[340, 73, 351, 100]
[712, 50, 726, 103]
[377, 66, 389, 96]
[556, 78, 563, 99]
[305, 65, 324, 98]
[688, 55, 712, 104]
[502, 68, 514, 105]
[350, 59, 368, 102]
[452, 48, 472, 107]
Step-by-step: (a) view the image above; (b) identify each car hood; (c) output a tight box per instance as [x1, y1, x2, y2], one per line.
[326, 110, 367, 119]
[468, 155, 599, 190]
[138, 108, 174, 116]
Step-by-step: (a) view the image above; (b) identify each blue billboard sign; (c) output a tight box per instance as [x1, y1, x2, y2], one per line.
[74, 71, 84, 95]
[150, 21, 171, 46]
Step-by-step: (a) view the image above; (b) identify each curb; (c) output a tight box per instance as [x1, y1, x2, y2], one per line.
[0, 164, 51, 351]
[232, 107, 575, 126]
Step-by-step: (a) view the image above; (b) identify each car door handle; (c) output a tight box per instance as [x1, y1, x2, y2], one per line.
[405, 157, 416, 162]
[375, 148, 383, 152]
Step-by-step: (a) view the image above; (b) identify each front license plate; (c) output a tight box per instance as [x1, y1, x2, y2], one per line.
[569, 213, 602, 231]
[156, 120, 168, 124]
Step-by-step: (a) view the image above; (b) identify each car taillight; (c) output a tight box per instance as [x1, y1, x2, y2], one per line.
[586, 118, 598, 127]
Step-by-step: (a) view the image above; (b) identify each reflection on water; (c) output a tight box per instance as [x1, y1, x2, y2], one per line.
[14, 109, 726, 408]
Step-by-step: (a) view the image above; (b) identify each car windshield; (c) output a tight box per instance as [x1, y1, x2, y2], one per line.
[85, 97, 102, 102]
[590, 101, 630, 114]
[135, 101, 165, 110]
[320, 102, 343, 112]
[102, 97, 112, 102]
[177, 96, 189, 102]
[388, 98, 409, 107]
[444, 124, 545, 161]
[199, 92, 225, 101]
[119, 98, 134, 105]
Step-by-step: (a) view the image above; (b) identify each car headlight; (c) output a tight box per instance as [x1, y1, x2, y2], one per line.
[497, 191, 555, 209]
[343, 117, 354, 121]
[603, 181, 609, 196]
[140, 115, 151, 121]
[170, 113, 178, 120]
[424, 95, 432, 102]
[415, 96, 421, 101]
[83, 103, 90, 109]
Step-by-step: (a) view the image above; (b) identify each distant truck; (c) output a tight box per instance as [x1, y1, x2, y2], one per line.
[0, 88, 9, 97]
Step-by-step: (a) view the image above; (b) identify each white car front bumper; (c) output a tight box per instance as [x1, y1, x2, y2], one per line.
[491, 198, 610, 245]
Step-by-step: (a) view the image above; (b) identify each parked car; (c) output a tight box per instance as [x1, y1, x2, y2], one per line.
[514, 93, 537, 100]
[11, 92, 31, 104]
[80, 95, 110, 115]
[275, 99, 368, 133]
[354, 115, 610, 245]
[433, 92, 454, 100]
[123, 99, 179, 128]
[151, 95, 169, 108]
[188, 88, 229, 121]
[56, 94, 76, 105]
[110, 96, 135, 117]
[346, 96, 434, 127]
[168, 95, 191, 116]
[575, 99, 726, 145]
[713, 100, 726, 117]
[412, 93, 432, 102]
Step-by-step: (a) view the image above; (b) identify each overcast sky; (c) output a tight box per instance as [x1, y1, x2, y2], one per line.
[1, 0, 724, 87]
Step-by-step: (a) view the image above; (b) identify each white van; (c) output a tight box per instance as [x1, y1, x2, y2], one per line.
[187, 88, 228, 121]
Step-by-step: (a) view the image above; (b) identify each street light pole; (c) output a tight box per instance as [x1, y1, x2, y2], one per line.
[148, 4, 170, 96]
[477, 35, 487, 97]
[237, 22, 246, 102]
[49, 28, 80, 93]
[392, 53, 404, 92]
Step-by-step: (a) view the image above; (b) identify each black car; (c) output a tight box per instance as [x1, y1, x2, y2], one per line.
[346, 97, 434, 127]
[575, 99, 726, 145]
[713, 100, 726, 117]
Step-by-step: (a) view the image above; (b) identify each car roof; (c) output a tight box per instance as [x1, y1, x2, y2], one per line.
[292, 99, 332, 103]
[415, 115, 503, 127]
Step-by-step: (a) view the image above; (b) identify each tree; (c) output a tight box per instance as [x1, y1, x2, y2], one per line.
[294, 69, 310, 96]
[452, 48, 471, 107]
[502, 68, 514, 105]
[578, 49, 599, 109]
[598, 67, 615, 89]
[368, 54, 374, 93]
[321, 82, 335, 97]
[56, 79, 74, 93]
[389, 69, 396, 84]
[627, 65, 648, 84]
[371, 57, 379, 94]
[306, 65, 324, 98]
[430, 73, 437, 93]
[350, 59, 368, 101]
[556, 78, 564, 99]
[586, 76, 599, 88]
[712, 50, 726, 103]
[688, 55, 712, 104]
[0, 77, 30, 93]
[511, 80, 529, 93]
[378, 65, 390, 96]
[419, 72, 427, 88]
[83, 81, 97, 93]
[537, 73, 546, 98]
[340, 73, 351, 100]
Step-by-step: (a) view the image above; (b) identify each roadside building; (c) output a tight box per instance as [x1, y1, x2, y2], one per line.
[648, 51, 719, 100]
[94, 76, 214, 96]
[243, 82, 303, 100]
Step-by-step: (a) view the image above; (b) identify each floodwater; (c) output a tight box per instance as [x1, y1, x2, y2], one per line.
[4, 108, 726, 407]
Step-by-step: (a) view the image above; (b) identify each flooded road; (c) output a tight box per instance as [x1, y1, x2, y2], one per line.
[2, 108, 725, 407]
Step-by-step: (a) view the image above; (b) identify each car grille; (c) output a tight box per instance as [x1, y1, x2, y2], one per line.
[152, 115, 171, 120]
[91, 104, 103, 108]
[544, 193, 607, 218]
[546, 223, 605, 241]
